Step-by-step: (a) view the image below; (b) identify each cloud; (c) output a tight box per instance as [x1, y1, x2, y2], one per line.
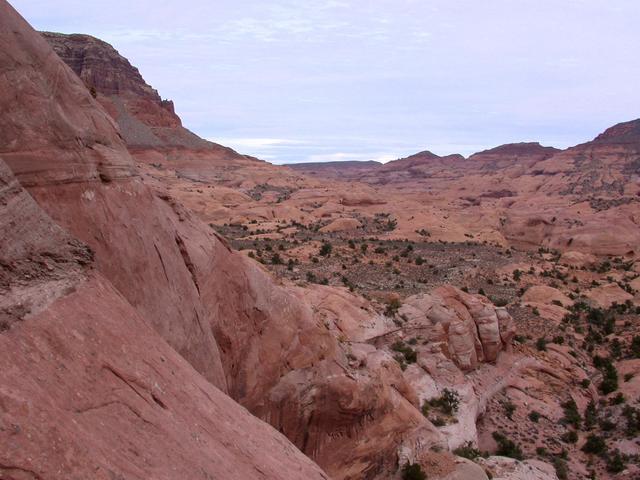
[210, 138, 306, 149]
[304, 152, 398, 164]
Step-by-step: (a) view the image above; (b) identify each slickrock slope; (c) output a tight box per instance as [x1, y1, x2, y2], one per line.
[502, 123, 640, 254]
[3, 7, 227, 389]
[0, 3, 331, 479]
[0, 160, 328, 479]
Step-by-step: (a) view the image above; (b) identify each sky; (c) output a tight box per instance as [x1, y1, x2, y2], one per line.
[12, 0, 640, 163]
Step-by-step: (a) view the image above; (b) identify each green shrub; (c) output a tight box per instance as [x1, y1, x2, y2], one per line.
[492, 297, 509, 307]
[562, 399, 581, 428]
[503, 401, 516, 420]
[385, 298, 402, 317]
[492, 431, 523, 460]
[391, 341, 417, 364]
[584, 401, 597, 429]
[430, 389, 460, 415]
[631, 336, 640, 358]
[536, 337, 547, 351]
[453, 441, 481, 460]
[402, 463, 426, 480]
[553, 457, 568, 480]
[561, 430, 578, 444]
[431, 416, 446, 427]
[622, 405, 640, 436]
[606, 451, 626, 473]
[600, 362, 619, 394]
[581, 434, 606, 455]
[319, 242, 332, 256]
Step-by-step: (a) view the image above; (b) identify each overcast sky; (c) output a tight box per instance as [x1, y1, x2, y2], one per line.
[13, 0, 640, 163]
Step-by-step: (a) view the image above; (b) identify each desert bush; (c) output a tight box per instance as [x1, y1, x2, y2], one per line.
[561, 430, 578, 444]
[429, 388, 460, 415]
[454, 441, 481, 460]
[553, 458, 568, 480]
[401, 463, 426, 480]
[562, 399, 581, 428]
[391, 341, 417, 364]
[581, 434, 606, 455]
[319, 242, 332, 256]
[584, 401, 597, 429]
[492, 432, 523, 460]
[606, 451, 626, 473]
[385, 298, 402, 317]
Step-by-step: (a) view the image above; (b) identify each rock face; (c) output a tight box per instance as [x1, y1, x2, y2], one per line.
[42, 31, 228, 151]
[0, 273, 330, 480]
[2, 10, 228, 389]
[478, 457, 559, 480]
[593, 118, 640, 145]
[41, 32, 175, 107]
[1, 3, 332, 478]
[396, 286, 516, 370]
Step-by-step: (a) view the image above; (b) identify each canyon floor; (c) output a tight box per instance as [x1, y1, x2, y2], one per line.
[1, 2, 640, 479]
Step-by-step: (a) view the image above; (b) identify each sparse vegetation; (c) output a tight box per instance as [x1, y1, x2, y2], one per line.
[492, 431, 523, 460]
[402, 463, 426, 480]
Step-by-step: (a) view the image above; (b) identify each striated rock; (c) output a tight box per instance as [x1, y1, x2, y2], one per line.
[559, 250, 598, 268]
[478, 457, 558, 480]
[42, 31, 236, 152]
[586, 282, 634, 308]
[397, 286, 515, 370]
[0, 274, 329, 480]
[593, 118, 640, 145]
[522, 285, 573, 308]
[0, 158, 90, 329]
[319, 217, 362, 232]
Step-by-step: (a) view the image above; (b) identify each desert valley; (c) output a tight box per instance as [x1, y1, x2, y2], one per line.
[1, 1, 640, 479]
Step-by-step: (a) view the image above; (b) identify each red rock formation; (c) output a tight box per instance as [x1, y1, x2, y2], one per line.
[1, 6, 229, 389]
[0, 153, 328, 479]
[41, 31, 231, 151]
[0, 3, 331, 478]
[593, 118, 640, 145]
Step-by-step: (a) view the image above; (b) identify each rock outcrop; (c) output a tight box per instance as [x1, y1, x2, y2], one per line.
[42, 31, 230, 151]
[1, 3, 332, 478]
[394, 286, 516, 370]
